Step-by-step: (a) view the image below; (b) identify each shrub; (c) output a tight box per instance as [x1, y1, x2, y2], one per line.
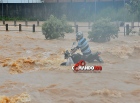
[42, 15, 73, 39]
[88, 18, 119, 42]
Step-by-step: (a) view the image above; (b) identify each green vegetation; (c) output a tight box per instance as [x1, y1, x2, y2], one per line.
[125, 0, 140, 22]
[0, 6, 137, 22]
[0, 16, 41, 21]
[88, 18, 119, 42]
[42, 15, 73, 39]
[1, 1, 140, 22]
[94, 7, 131, 22]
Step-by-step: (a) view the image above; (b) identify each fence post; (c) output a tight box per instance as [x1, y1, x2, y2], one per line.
[126, 24, 129, 35]
[25, 20, 28, 26]
[37, 19, 39, 26]
[139, 28, 140, 36]
[6, 24, 8, 31]
[14, 20, 16, 26]
[75, 25, 78, 33]
[19, 24, 22, 31]
[3, 19, 5, 25]
[33, 24, 35, 32]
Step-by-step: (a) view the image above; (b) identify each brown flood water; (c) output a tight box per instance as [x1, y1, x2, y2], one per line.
[0, 22, 140, 103]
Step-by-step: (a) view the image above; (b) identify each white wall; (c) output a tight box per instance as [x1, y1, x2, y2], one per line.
[1, 0, 42, 3]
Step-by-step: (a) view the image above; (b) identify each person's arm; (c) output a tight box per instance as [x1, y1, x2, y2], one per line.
[71, 41, 80, 54]
[71, 47, 77, 54]
[76, 41, 81, 49]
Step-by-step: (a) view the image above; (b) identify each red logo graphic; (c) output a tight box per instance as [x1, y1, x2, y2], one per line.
[72, 60, 102, 72]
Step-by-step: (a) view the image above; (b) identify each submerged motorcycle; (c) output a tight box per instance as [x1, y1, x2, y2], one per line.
[60, 42, 104, 66]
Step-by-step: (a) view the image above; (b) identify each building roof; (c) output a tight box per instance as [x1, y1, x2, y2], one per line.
[43, 0, 130, 3]
[0, 0, 129, 3]
[1, 0, 42, 3]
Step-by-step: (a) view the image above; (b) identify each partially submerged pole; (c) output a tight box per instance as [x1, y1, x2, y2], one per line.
[33, 24, 35, 32]
[6, 24, 8, 31]
[19, 24, 22, 31]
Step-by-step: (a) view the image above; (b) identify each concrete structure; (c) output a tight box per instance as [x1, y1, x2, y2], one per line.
[0, 0, 42, 3]
[42, 0, 129, 3]
[0, 0, 130, 3]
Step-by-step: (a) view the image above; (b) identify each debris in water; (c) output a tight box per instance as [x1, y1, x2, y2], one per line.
[0, 92, 31, 103]
[90, 88, 122, 97]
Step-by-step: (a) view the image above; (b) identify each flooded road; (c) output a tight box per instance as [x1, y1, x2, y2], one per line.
[0, 22, 140, 103]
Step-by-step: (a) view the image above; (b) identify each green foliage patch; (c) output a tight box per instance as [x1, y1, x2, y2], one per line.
[125, 0, 140, 21]
[42, 15, 74, 39]
[88, 18, 119, 42]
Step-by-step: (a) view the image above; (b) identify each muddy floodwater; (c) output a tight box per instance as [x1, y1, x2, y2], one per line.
[0, 22, 140, 103]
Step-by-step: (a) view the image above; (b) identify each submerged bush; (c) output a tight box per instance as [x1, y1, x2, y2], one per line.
[88, 18, 119, 42]
[42, 15, 73, 39]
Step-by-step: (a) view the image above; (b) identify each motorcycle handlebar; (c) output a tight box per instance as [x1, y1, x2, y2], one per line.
[70, 47, 77, 54]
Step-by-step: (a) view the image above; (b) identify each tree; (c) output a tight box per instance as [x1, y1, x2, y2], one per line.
[125, 0, 140, 23]
[42, 15, 73, 39]
[88, 18, 119, 42]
